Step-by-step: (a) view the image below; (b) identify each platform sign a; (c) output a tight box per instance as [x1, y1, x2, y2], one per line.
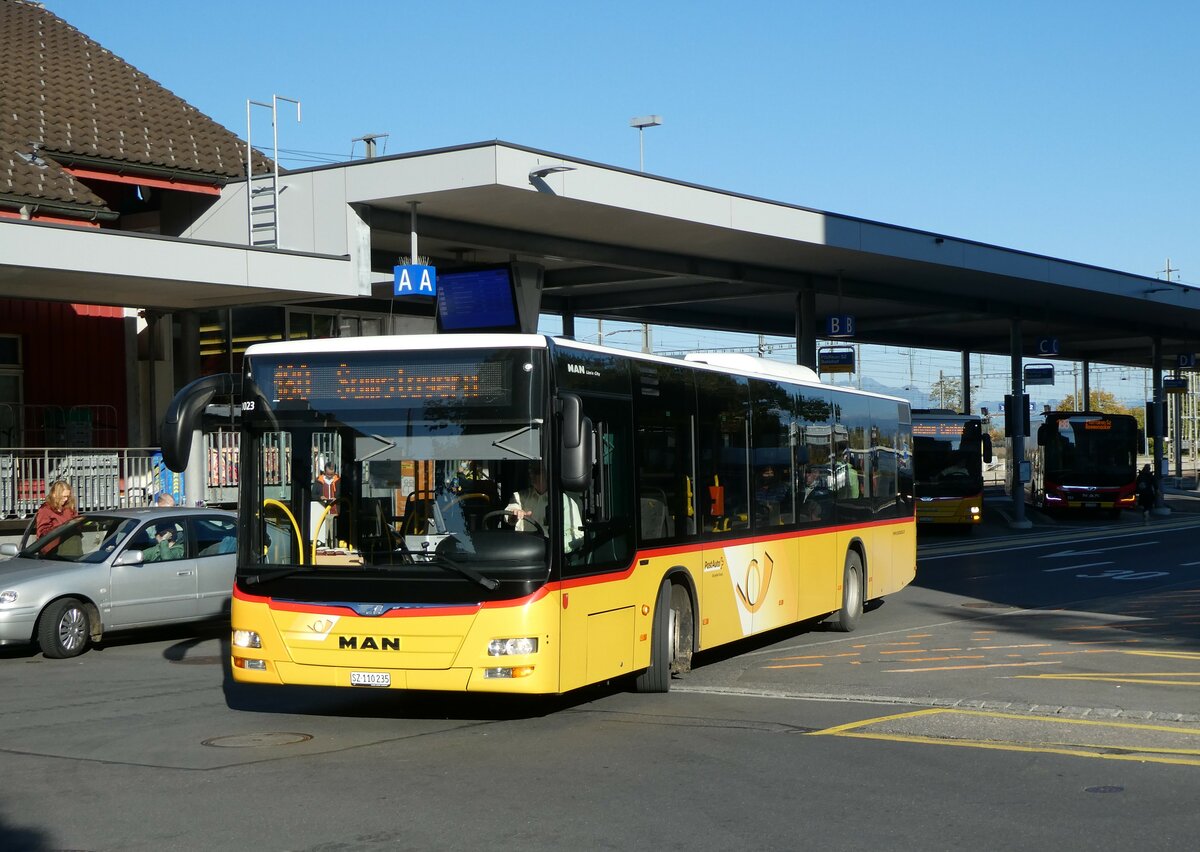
[394, 264, 437, 297]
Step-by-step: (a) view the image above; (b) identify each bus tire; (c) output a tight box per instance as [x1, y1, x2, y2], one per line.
[635, 580, 673, 693]
[831, 551, 863, 633]
[38, 597, 92, 658]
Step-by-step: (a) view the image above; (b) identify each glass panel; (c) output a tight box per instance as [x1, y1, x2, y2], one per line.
[635, 362, 695, 542]
[751, 379, 794, 529]
[794, 387, 835, 527]
[696, 371, 749, 536]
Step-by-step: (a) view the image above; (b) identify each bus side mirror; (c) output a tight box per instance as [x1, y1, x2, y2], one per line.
[982, 433, 993, 464]
[560, 393, 594, 490]
[160, 373, 238, 472]
[1036, 423, 1051, 447]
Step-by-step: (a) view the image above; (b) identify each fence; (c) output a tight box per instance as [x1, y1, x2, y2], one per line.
[2, 432, 289, 517]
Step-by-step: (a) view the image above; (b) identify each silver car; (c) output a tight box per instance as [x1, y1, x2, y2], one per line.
[0, 508, 237, 658]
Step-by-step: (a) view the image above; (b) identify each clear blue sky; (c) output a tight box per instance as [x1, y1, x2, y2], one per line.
[43, 0, 1197, 409]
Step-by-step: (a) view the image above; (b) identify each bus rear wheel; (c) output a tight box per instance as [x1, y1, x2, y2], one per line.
[831, 551, 863, 633]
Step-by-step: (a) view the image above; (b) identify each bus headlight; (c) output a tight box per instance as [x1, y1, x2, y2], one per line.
[232, 629, 262, 649]
[0, 590, 16, 604]
[488, 637, 538, 656]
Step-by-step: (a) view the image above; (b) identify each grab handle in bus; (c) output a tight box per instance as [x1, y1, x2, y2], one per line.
[560, 393, 594, 491]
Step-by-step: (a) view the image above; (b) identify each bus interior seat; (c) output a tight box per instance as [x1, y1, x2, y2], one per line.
[639, 496, 673, 539]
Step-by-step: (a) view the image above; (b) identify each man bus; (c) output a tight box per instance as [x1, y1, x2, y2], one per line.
[911, 410, 991, 528]
[1025, 411, 1139, 517]
[161, 335, 916, 695]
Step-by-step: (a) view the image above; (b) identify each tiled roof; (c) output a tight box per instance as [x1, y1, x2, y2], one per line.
[0, 0, 267, 215]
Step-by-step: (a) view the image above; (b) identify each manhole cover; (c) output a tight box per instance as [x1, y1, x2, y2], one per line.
[170, 655, 223, 665]
[202, 732, 313, 748]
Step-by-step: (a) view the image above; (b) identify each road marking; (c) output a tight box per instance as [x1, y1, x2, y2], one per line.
[1040, 542, 1157, 558]
[920, 528, 1176, 561]
[809, 708, 1200, 767]
[885, 660, 1060, 673]
[1017, 672, 1200, 687]
[1044, 561, 1113, 573]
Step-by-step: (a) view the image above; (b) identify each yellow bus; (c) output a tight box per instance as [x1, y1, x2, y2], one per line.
[162, 334, 916, 694]
[912, 410, 991, 528]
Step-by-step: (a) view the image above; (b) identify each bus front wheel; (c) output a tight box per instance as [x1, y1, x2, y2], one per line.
[831, 551, 863, 632]
[635, 580, 693, 693]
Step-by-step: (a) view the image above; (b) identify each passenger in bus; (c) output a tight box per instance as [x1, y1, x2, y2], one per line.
[506, 463, 584, 551]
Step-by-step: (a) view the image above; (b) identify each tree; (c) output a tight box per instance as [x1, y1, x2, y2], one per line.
[929, 373, 962, 411]
[1054, 389, 1144, 432]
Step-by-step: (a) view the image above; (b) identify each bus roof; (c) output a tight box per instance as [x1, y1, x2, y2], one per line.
[245, 332, 907, 404]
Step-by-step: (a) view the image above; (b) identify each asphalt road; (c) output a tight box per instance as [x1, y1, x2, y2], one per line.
[2, 515, 1199, 851]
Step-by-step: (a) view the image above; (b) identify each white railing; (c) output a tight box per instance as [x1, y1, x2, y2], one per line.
[2, 434, 249, 517]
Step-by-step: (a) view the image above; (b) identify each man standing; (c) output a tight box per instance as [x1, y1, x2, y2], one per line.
[315, 462, 341, 546]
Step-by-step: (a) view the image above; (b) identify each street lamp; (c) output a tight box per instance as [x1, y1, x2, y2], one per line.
[629, 115, 662, 171]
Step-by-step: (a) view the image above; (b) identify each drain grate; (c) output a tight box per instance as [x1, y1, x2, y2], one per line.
[1085, 786, 1124, 794]
[961, 602, 1011, 609]
[202, 732, 313, 748]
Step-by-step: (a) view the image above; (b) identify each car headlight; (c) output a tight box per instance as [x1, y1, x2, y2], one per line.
[488, 637, 538, 656]
[0, 590, 16, 604]
[232, 629, 262, 649]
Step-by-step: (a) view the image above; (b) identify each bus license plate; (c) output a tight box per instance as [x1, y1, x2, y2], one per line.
[350, 671, 390, 687]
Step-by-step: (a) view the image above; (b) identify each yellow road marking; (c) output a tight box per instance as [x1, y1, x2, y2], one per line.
[762, 662, 823, 670]
[885, 660, 1060, 673]
[809, 708, 1200, 767]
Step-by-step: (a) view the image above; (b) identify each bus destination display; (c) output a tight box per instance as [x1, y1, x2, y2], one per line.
[271, 361, 506, 403]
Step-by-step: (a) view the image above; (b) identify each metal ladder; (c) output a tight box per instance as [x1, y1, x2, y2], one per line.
[248, 171, 278, 248]
[246, 95, 300, 249]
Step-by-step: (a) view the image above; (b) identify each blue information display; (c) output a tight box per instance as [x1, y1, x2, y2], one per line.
[435, 266, 521, 332]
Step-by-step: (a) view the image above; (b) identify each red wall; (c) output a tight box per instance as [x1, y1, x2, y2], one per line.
[0, 300, 128, 445]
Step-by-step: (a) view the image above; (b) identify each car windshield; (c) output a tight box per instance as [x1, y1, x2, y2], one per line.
[25, 515, 140, 563]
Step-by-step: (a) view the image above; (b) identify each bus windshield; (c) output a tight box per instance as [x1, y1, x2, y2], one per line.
[241, 347, 552, 589]
[912, 418, 984, 497]
[1042, 415, 1137, 486]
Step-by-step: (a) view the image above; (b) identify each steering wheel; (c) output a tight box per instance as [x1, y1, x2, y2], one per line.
[483, 508, 544, 535]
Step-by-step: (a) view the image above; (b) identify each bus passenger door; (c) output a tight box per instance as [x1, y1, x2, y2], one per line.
[556, 393, 638, 692]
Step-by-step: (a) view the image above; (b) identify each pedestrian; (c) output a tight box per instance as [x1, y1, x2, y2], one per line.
[315, 462, 341, 546]
[1135, 463, 1157, 523]
[155, 491, 176, 507]
[35, 479, 78, 538]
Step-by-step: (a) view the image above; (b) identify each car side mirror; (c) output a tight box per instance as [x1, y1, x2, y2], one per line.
[0, 543, 18, 558]
[114, 549, 145, 567]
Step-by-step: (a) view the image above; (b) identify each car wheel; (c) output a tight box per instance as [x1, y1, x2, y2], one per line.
[38, 598, 91, 659]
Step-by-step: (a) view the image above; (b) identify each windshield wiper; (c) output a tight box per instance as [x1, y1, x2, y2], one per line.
[242, 566, 307, 585]
[491, 421, 542, 461]
[427, 553, 499, 591]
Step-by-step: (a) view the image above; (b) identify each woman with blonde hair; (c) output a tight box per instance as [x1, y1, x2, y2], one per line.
[35, 480, 78, 538]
